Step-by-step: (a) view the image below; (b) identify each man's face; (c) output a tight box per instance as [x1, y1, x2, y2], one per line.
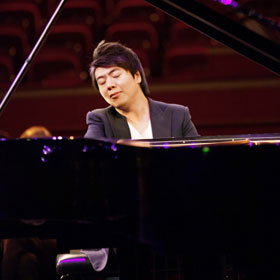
[95, 66, 142, 109]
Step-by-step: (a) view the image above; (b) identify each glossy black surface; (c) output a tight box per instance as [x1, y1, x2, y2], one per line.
[138, 139, 280, 254]
[1, 136, 280, 253]
[0, 138, 140, 247]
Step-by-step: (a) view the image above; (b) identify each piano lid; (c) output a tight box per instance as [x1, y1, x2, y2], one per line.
[145, 0, 280, 75]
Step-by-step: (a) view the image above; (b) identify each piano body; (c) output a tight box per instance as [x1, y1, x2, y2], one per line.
[0, 137, 142, 248]
[0, 0, 280, 278]
[1, 134, 280, 252]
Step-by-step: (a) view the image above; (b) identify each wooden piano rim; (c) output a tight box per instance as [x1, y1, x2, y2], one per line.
[118, 139, 250, 147]
[118, 139, 280, 148]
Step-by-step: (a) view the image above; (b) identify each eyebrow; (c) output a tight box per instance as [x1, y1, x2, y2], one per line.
[96, 68, 120, 82]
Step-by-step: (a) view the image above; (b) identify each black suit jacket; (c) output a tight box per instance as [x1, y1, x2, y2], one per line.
[84, 98, 198, 139]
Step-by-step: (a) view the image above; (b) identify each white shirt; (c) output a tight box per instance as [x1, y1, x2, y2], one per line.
[128, 119, 153, 140]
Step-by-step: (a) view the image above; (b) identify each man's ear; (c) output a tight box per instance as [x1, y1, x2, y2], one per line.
[134, 71, 142, 83]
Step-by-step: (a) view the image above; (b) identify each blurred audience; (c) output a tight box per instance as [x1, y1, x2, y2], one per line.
[20, 126, 52, 138]
[0, 130, 10, 138]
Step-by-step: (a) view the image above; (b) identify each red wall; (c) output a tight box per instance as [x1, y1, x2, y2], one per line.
[1, 77, 279, 138]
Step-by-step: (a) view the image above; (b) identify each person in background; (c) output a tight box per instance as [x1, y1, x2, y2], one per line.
[0, 130, 10, 138]
[1, 125, 58, 280]
[20, 126, 52, 138]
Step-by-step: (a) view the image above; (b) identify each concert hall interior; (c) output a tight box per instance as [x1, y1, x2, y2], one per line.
[1, 1, 280, 280]
[0, 0, 279, 138]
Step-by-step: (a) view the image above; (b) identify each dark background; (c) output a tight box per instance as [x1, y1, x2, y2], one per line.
[0, 0, 279, 138]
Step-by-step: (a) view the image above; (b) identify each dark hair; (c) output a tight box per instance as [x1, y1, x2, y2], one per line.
[89, 41, 150, 96]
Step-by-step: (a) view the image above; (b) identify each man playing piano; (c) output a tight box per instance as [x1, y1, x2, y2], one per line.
[84, 40, 198, 140]
[82, 40, 199, 277]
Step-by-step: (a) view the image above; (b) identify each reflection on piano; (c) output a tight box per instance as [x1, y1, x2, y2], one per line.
[0, 137, 140, 248]
[1, 0, 280, 279]
[1, 134, 280, 253]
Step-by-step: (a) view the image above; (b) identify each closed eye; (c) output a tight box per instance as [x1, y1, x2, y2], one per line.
[97, 79, 105, 86]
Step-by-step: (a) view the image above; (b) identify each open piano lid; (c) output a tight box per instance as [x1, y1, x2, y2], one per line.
[145, 0, 280, 76]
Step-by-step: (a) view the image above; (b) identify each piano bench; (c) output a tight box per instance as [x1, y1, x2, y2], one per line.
[56, 252, 119, 280]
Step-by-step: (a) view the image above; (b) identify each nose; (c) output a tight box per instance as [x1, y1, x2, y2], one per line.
[106, 76, 116, 91]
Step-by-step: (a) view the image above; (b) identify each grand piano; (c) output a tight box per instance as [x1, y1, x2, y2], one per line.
[1, 0, 280, 279]
[1, 134, 280, 279]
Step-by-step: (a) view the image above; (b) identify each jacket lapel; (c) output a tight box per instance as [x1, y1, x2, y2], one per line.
[106, 99, 172, 139]
[149, 98, 172, 138]
[106, 107, 131, 139]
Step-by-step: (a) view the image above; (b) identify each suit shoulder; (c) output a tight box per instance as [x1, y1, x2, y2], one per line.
[150, 98, 189, 112]
[87, 106, 113, 118]
[86, 106, 112, 125]
[87, 106, 111, 116]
